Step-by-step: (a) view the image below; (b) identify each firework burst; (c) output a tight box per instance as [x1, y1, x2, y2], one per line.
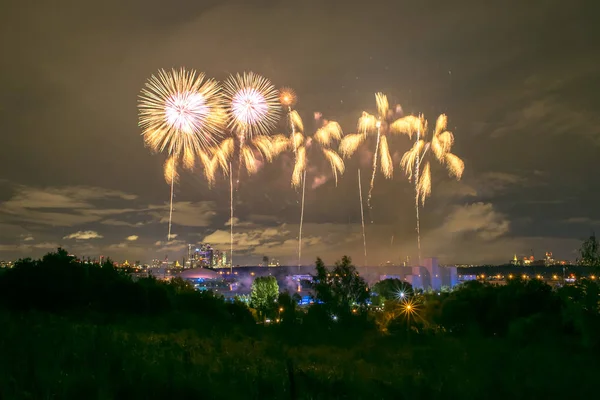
[213, 72, 284, 269]
[279, 87, 297, 108]
[400, 113, 465, 264]
[224, 72, 281, 139]
[138, 68, 225, 240]
[339, 93, 420, 220]
[284, 111, 345, 265]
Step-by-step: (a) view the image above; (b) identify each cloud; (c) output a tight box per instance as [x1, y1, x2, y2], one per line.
[155, 239, 188, 254]
[564, 217, 600, 226]
[100, 219, 145, 227]
[126, 235, 139, 241]
[224, 217, 239, 227]
[63, 230, 103, 240]
[439, 171, 528, 200]
[107, 242, 129, 250]
[22, 234, 35, 242]
[0, 185, 139, 227]
[312, 175, 328, 189]
[151, 201, 216, 227]
[435, 202, 510, 241]
[0, 242, 60, 253]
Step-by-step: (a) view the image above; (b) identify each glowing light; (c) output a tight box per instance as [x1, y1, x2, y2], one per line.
[279, 87, 297, 107]
[399, 297, 421, 321]
[231, 88, 268, 126]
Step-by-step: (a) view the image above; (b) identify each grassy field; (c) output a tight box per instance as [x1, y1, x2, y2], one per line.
[1, 311, 598, 400]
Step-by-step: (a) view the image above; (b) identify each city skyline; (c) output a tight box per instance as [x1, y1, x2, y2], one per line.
[1, 0, 598, 265]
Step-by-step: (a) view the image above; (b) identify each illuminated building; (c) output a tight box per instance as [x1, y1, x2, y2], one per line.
[179, 268, 230, 291]
[405, 258, 458, 290]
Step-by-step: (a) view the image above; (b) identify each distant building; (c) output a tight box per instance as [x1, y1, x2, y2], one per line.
[405, 258, 458, 291]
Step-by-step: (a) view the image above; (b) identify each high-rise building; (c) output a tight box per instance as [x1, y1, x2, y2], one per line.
[186, 244, 215, 268]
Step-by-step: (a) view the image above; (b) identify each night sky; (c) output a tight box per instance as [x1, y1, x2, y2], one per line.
[1, 0, 598, 265]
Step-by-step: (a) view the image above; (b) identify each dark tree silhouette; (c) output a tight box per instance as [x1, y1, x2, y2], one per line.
[579, 233, 600, 266]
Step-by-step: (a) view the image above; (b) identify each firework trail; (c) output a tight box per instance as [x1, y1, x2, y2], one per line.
[400, 114, 465, 265]
[280, 87, 298, 151]
[138, 68, 225, 241]
[285, 111, 345, 264]
[298, 169, 306, 266]
[215, 72, 283, 266]
[414, 126, 422, 264]
[358, 169, 367, 266]
[165, 157, 176, 241]
[229, 161, 233, 273]
[339, 93, 418, 222]
[367, 120, 382, 222]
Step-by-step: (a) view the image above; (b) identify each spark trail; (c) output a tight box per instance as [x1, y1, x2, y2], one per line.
[358, 168, 367, 266]
[138, 68, 225, 240]
[401, 114, 465, 267]
[229, 161, 233, 273]
[167, 158, 175, 241]
[414, 127, 422, 265]
[339, 93, 416, 222]
[298, 169, 306, 266]
[367, 122, 382, 222]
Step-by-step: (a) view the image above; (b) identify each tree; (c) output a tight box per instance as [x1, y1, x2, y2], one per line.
[578, 233, 600, 266]
[169, 276, 196, 294]
[262, 255, 269, 266]
[250, 276, 279, 320]
[371, 278, 414, 306]
[311, 256, 369, 315]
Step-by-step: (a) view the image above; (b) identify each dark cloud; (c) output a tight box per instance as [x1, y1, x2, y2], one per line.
[0, 0, 597, 264]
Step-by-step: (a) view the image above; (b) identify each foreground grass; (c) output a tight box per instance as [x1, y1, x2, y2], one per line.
[0, 312, 598, 399]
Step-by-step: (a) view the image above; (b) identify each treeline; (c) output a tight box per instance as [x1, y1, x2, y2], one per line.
[1, 248, 600, 398]
[0, 249, 256, 332]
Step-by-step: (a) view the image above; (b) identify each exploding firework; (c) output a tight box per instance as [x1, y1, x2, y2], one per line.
[215, 72, 284, 270]
[339, 93, 420, 220]
[279, 87, 297, 108]
[286, 111, 345, 265]
[224, 72, 281, 139]
[138, 68, 225, 240]
[280, 86, 299, 163]
[400, 114, 465, 264]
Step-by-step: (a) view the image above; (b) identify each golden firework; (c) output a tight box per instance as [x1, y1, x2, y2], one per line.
[288, 111, 345, 188]
[400, 113, 464, 205]
[279, 87, 297, 107]
[223, 72, 281, 139]
[138, 68, 226, 241]
[339, 92, 417, 215]
[339, 93, 418, 177]
[138, 68, 226, 176]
